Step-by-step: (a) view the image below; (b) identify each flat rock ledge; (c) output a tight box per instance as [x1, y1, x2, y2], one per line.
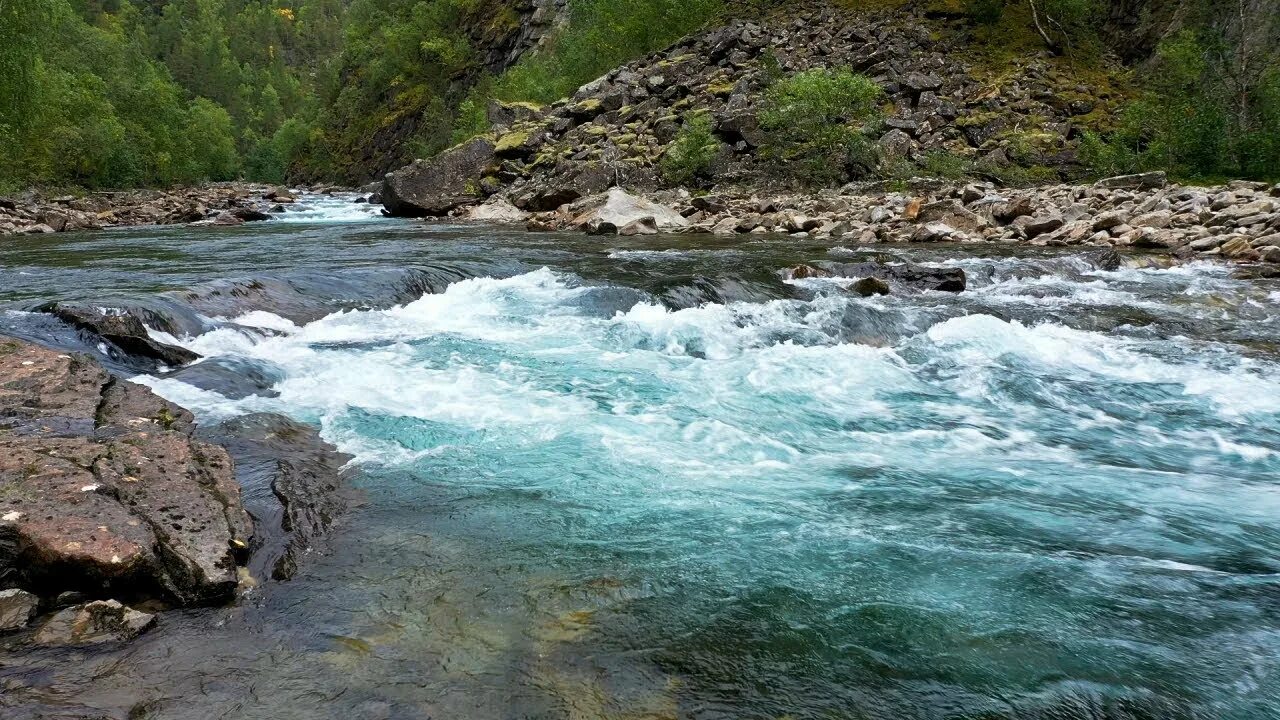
[0, 336, 355, 648]
[0, 337, 252, 609]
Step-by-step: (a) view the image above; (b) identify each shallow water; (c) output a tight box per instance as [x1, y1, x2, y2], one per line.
[2, 195, 1280, 719]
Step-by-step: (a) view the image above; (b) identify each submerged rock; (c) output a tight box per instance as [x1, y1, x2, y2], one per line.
[381, 138, 495, 217]
[201, 413, 354, 582]
[827, 261, 966, 293]
[32, 600, 155, 645]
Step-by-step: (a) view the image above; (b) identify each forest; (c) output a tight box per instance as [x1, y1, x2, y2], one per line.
[0, 0, 1277, 190]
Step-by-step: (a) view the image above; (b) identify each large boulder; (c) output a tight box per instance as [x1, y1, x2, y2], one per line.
[0, 338, 252, 605]
[570, 188, 690, 235]
[381, 138, 496, 217]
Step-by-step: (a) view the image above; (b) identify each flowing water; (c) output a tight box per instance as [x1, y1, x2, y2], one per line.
[2, 194, 1280, 720]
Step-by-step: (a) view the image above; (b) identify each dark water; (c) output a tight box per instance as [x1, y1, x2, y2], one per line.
[2, 196, 1280, 720]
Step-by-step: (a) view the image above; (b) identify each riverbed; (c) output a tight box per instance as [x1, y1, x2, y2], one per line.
[2, 194, 1279, 720]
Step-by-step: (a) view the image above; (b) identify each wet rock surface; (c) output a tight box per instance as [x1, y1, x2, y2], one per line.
[31, 600, 156, 645]
[200, 413, 355, 582]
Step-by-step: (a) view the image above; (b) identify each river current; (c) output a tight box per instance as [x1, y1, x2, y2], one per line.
[2, 194, 1279, 719]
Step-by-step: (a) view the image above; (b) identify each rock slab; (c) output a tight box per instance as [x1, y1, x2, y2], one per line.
[0, 338, 252, 605]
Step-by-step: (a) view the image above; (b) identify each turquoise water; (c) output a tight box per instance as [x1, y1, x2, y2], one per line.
[3, 199, 1280, 719]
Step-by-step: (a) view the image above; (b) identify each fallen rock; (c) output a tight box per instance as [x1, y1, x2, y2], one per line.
[32, 600, 155, 645]
[381, 138, 496, 217]
[0, 589, 38, 632]
[461, 197, 530, 223]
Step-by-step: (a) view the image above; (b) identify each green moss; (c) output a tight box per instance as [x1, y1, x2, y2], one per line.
[707, 82, 737, 97]
[495, 131, 531, 154]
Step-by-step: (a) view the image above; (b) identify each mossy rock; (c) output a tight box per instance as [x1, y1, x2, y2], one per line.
[495, 131, 533, 156]
[584, 125, 608, 137]
[708, 83, 737, 98]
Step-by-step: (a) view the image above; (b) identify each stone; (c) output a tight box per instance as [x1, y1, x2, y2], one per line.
[916, 200, 986, 233]
[878, 129, 913, 160]
[571, 188, 689, 233]
[0, 589, 38, 632]
[1023, 215, 1065, 238]
[381, 138, 496, 217]
[827, 261, 966, 292]
[1259, 245, 1280, 263]
[0, 339, 252, 605]
[1131, 210, 1173, 229]
[1092, 211, 1128, 231]
[1094, 172, 1167, 190]
[911, 222, 956, 242]
[39, 303, 200, 369]
[851, 277, 891, 296]
[33, 600, 155, 645]
[461, 197, 530, 223]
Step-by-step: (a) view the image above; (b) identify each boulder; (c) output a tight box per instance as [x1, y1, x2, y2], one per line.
[827, 261, 966, 292]
[852, 277, 891, 296]
[381, 138, 496, 217]
[0, 339, 252, 605]
[571, 188, 689, 234]
[461, 197, 530, 223]
[916, 200, 987, 233]
[0, 589, 38, 632]
[32, 600, 155, 645]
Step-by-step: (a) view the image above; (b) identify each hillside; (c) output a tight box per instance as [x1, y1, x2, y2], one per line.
[1, 0, 1277, 191]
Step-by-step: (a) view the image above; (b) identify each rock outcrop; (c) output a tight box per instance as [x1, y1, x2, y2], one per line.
[0, 338, 252, 606]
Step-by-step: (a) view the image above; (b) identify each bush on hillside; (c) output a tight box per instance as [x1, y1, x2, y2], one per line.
[759, 68, 883, 187]
[660, 113, 721, 187]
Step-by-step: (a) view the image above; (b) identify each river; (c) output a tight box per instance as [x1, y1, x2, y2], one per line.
[2, 194, 1279, 719]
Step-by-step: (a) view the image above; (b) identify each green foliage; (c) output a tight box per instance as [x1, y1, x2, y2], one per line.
[492, 0, 723, 104]
[660, 112, 720, 186]
[0, 0, 346, 189]
[759, 68, 883, 187]
[1081, 30, 1279, 181]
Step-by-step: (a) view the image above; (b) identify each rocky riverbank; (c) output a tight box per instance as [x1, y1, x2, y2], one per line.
[0, 183, 349, 236]
[0, 336, 350, 646]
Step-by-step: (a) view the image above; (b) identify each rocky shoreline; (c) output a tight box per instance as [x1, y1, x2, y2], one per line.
[0, 336, 351, 646]
[0, 183, 350, 236]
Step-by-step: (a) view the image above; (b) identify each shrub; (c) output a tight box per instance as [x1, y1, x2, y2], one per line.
[759, 68, 883, 187]
[660, 113, 720, 186]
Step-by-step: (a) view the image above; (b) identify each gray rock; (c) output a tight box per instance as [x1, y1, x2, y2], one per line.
[381, 138, 496, 217]
[852, 277, 891, 296]
[571, 188, 689, 233]
[1094, 172, 1167, 190]
[0, 589, 38, 632]
[33, 600, 156, 645]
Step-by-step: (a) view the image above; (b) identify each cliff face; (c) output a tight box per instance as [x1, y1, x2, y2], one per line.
[302, 0, 568, 184]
